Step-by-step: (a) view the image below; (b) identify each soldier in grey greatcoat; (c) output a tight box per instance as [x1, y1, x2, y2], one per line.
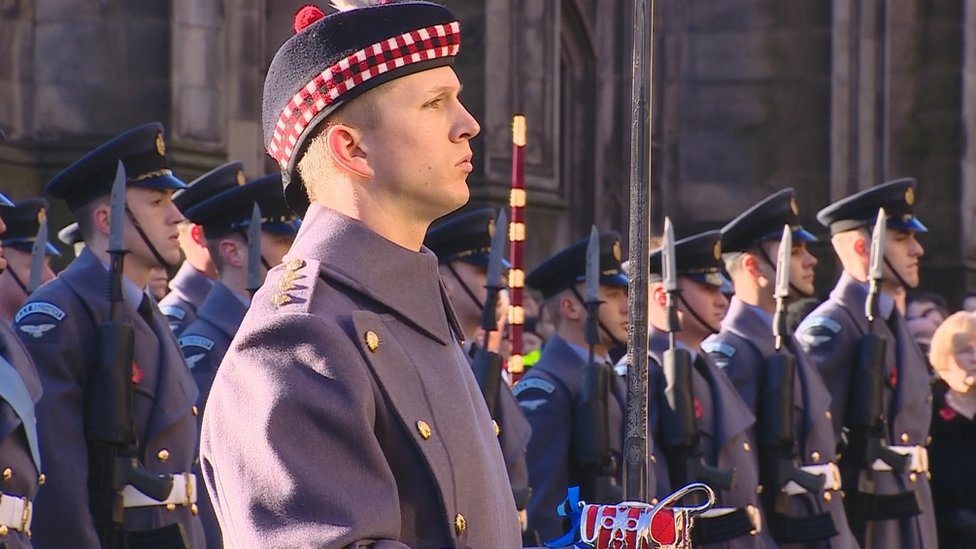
[199, 1, 522, 546]
[648, 230, 771, 548]
[514, 231, 631, 543]
[14, 123, 205, 547]
[178, 173, 297, 548]
[795, 178, 936, 548]
[0, 191, 43, 548]
[158, 162, 243, 335]
[703, 189, 856, 548]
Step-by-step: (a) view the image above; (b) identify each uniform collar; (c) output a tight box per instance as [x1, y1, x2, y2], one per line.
[98, 254, 150, 309]
[284, 204, 458, 345]
[566, 341, 610, 365]
[196, 281, 249, 339]
[169, 261, 214, 302]
[839, 272, 896, 319]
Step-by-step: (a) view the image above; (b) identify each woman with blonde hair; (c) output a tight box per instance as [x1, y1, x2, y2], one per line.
[928, 310, 976, 547]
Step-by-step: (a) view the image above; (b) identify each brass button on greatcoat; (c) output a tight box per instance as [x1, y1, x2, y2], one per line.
[0, 525, 7, 536]
[38, 474, 45, 485]
[743, 442, 751, 452]
[192, 406, 199, 416]
[900, 432, 910, 443]
[157, 449, 170, 462]
[825, 410, 832, 420]
[416, 420, 432, 440]
[191, 503, 199, 516]
[365, 330, 380, 352]
[454, 513, 467, 535]
[492, 420, 500, 437]
[756, 485, 764, 495]
[810, 451, 821, 462]
[910, 473, 918, 483]
[824, 491, 832, 502]
[166, 503, 176, 512]
[2, 467, 10, 481]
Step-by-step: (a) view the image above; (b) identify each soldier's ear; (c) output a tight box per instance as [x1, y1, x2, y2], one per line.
[324, 124, 372, 179]
[743, 254, 762, 279]
[559, 293, 582, 321]
[651, 285, 667, 307]
[190, 224, 207, 248]
[91, 199, 112, 238]
[853, 236, 868, 259]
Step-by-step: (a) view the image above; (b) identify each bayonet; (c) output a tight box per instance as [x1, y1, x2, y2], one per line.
[108, 162, 126, 256]
[480, 209, 507, 337]
[662, 217, 680, 341]
[772, 225, 791, 350]
[246, 203, 263, 295]
[584, 226, 601, 354]
[27, 207, 48, 294]
[865, 208, 887, 322]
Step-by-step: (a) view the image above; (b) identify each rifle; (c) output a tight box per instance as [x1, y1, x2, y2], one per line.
[84, 162, 173, 546]
[571, 226, 620, 504]
[841, 208, 912, 541]
[26, 206, 48, 294]
[471, 209, 507, 418]
[658, 218, 736, 495]
[759, 226, 825, 522]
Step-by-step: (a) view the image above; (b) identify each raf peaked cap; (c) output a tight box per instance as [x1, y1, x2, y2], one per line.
[58, 222, 82, 246]
[649, 230, 725, 288]
[527, 231, 629, 299]
[816, 177, 927, 235]
[0, 198, 60, 256]
[263, 2, 462, 214]
[425, 208, 510, 268]
[46, 123, 186, 211]
[174, 161, 247, 214]
[0, 192, 12, 207]
[721, 188, 817, 254]
[186, 173, 298, 239]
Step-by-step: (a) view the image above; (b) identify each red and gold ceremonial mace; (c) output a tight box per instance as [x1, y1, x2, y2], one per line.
[507, 115, 527, 384]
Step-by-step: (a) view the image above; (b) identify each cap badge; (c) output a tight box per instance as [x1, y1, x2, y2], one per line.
[612, 241, 622, 262]
[789, 196, 799, 216]
[713, 240, 722, 260]
[236, 170, 246, 186]
[487, 218, 495, 239]
[905, 187, 915, 206]
[155, 132, 166, 156]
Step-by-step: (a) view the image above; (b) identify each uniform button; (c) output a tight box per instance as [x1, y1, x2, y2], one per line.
[192, 406, 199, 416]
[910, 473, 918, 482]
[810, 451, 821, 462]
[0, 525, 7, 536]
[492, 420, 500, 437]
[2, 467, 10, 481]
[38, 473, 45, 485]
[166, 503, 176, 512]
[743, 442, 751, 452]
[157, 449, 170, 462]
[823, 491, 832, 502]
[825, 410, 832, 420]
[650, 498, 659, 505]
[926, 471, 932, 480]
[416, 420, 432, 440]
[756, 485, 763, 495]
[925, 435, 932, 446]
[191, 503, 199, 516]
[900, 432, 910, 443]
[650, 454, 656, 464]
[454, 513, 467, 535]
[365, 330, 380, 352]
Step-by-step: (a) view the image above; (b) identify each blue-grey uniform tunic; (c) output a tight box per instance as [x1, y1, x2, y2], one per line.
[795, 272, 937, 548]
[704, 297, 857, 548]
[159, 261, 214, 336]
[178, 280, 247, 549]
[648, 328, 772, 549]
[514, 335, 628, 542]
[0, 321, 42, 549]
[199, 204, 521, 548]
[14, 247, 204, 548]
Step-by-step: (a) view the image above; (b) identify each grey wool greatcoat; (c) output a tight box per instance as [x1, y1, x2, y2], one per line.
[178, 280, 247, 549]
[703, 297, 857, 548]
[514, 335, 628, 543]
[159, 261, 214, 336]
[199, 204, 522, 548]
[648, 328, 772, 549]
[13, 247, 204, 548]
[0, 320, 42, 549]
[795, 272, 937, 549]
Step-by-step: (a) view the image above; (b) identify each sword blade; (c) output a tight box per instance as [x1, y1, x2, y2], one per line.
[246, 203, 263, 292]
[585, 225, 600, 304]
[774, 225, 792, 301]
[27, 208, 48, 294]
[108, 161, 126, 253]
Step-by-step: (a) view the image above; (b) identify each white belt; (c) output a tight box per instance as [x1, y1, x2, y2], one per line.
[871, 445, 929, 474]
[120, 473, 197, 509]
[0, 492, 32, 533]
[700, 505, 763, 535]
[783, 462, 843, 495]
